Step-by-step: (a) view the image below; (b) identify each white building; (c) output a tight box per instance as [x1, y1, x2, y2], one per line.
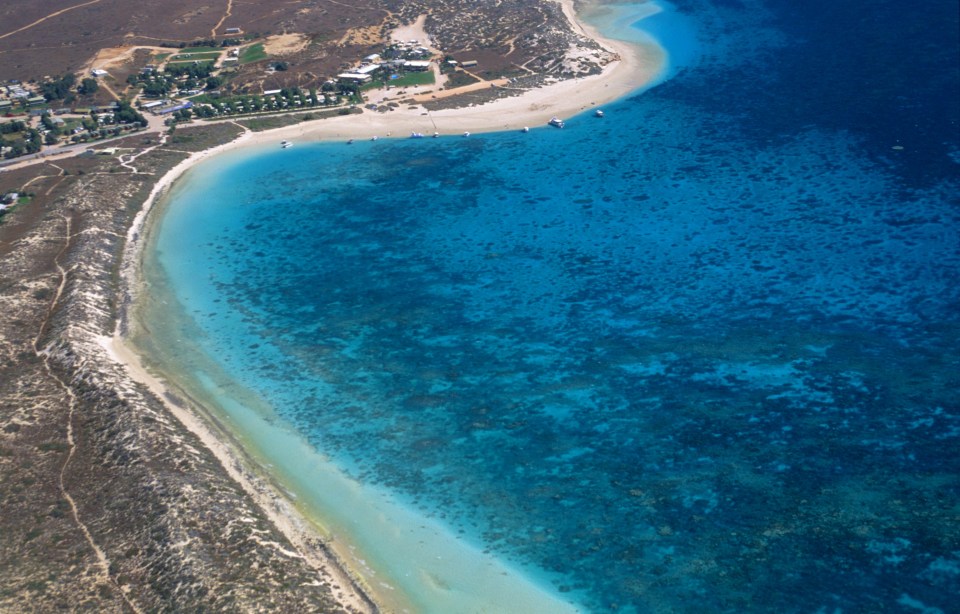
[403, 60, 431, 71]
[337, 72, 372, 84]
[355, 63, 381, 76]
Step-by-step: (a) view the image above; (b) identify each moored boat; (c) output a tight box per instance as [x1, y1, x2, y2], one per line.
[548, 117, 565, 128]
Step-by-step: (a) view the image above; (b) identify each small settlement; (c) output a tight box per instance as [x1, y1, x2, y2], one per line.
[0, 32, 464, 164]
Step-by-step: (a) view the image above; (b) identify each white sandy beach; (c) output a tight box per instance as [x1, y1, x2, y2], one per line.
[184, 0, 664, 150]
[100, 1, 669, 611]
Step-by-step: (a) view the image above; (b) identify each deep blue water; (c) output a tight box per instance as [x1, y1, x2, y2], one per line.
[148, 1, 960, 611]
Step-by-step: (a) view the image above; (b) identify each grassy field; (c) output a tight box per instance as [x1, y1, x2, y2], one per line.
[388, 71, 435, 87]
[175, 46, 222, 54]
[240, 43, 267, 64]
[361, 71, 436, 92]
[170, 52, 221, 62]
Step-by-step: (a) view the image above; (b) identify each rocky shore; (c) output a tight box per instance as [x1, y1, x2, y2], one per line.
[0, 125, 376, 612]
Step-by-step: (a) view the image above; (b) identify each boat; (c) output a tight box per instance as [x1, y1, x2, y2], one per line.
[433, 132, 440, 138]
[522, 126, 530, 133]
[371, 135, 379, 141]
[347, 139, 354, 145]
[463, 131, 470, 137]
[410, 132, 424, 139]
[281, 140, 292, 149]
[548, 117, 565, 128]
[595, 109, 604, 118]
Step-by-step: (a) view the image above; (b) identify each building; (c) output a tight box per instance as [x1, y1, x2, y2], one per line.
[154, 101, 193, 115]
[225, 27, 241, 34]
[460, 60, 478, 68]
[91, 68, 108, 77]
[354, 64, 381, 76]
[337, 72, 372, 84]
[403, 60, 431, 71]
[363, 53, 381, 64]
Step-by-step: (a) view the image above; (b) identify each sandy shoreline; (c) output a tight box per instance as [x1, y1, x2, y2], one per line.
[100, 1, 668, 611]
[166, 0, 662, 151]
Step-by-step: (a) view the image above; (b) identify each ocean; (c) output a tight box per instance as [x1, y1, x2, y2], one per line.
[135, 0, 959, 612]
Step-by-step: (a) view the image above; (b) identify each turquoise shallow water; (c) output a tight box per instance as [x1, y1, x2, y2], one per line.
[139, 1, 959, 612]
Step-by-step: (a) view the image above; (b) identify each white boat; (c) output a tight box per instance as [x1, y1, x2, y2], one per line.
[281, 140, 292, 148]
[522, 126, 529, 133]
[433, 132, 440, 138]
[595, 109, 604, 118]
[410, 132, 424, 139]
[371, 135, 379, 141]
[548, 117, 565, 128]
[463, 131, 470, 137]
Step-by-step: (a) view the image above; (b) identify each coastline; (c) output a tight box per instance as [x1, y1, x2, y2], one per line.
[166, 1, 662, 153]
[101, 1, 669, 611]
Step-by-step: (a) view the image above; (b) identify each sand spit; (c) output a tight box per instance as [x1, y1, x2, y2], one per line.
[237, 2, 663, 144]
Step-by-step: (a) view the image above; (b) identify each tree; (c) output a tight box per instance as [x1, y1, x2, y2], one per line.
[41, 74, 76, 101]
[142, 81, 171, 97]
[4, 141, 24, 159]
[116, 100, 147, 126]
[0, 121, 26, 134]
[78, 78, 99, 95]
[23, 129, 42, 154]
[41, 113, 57, 130]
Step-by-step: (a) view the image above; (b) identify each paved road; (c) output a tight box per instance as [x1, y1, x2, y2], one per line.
[0, 114, 166, 171]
